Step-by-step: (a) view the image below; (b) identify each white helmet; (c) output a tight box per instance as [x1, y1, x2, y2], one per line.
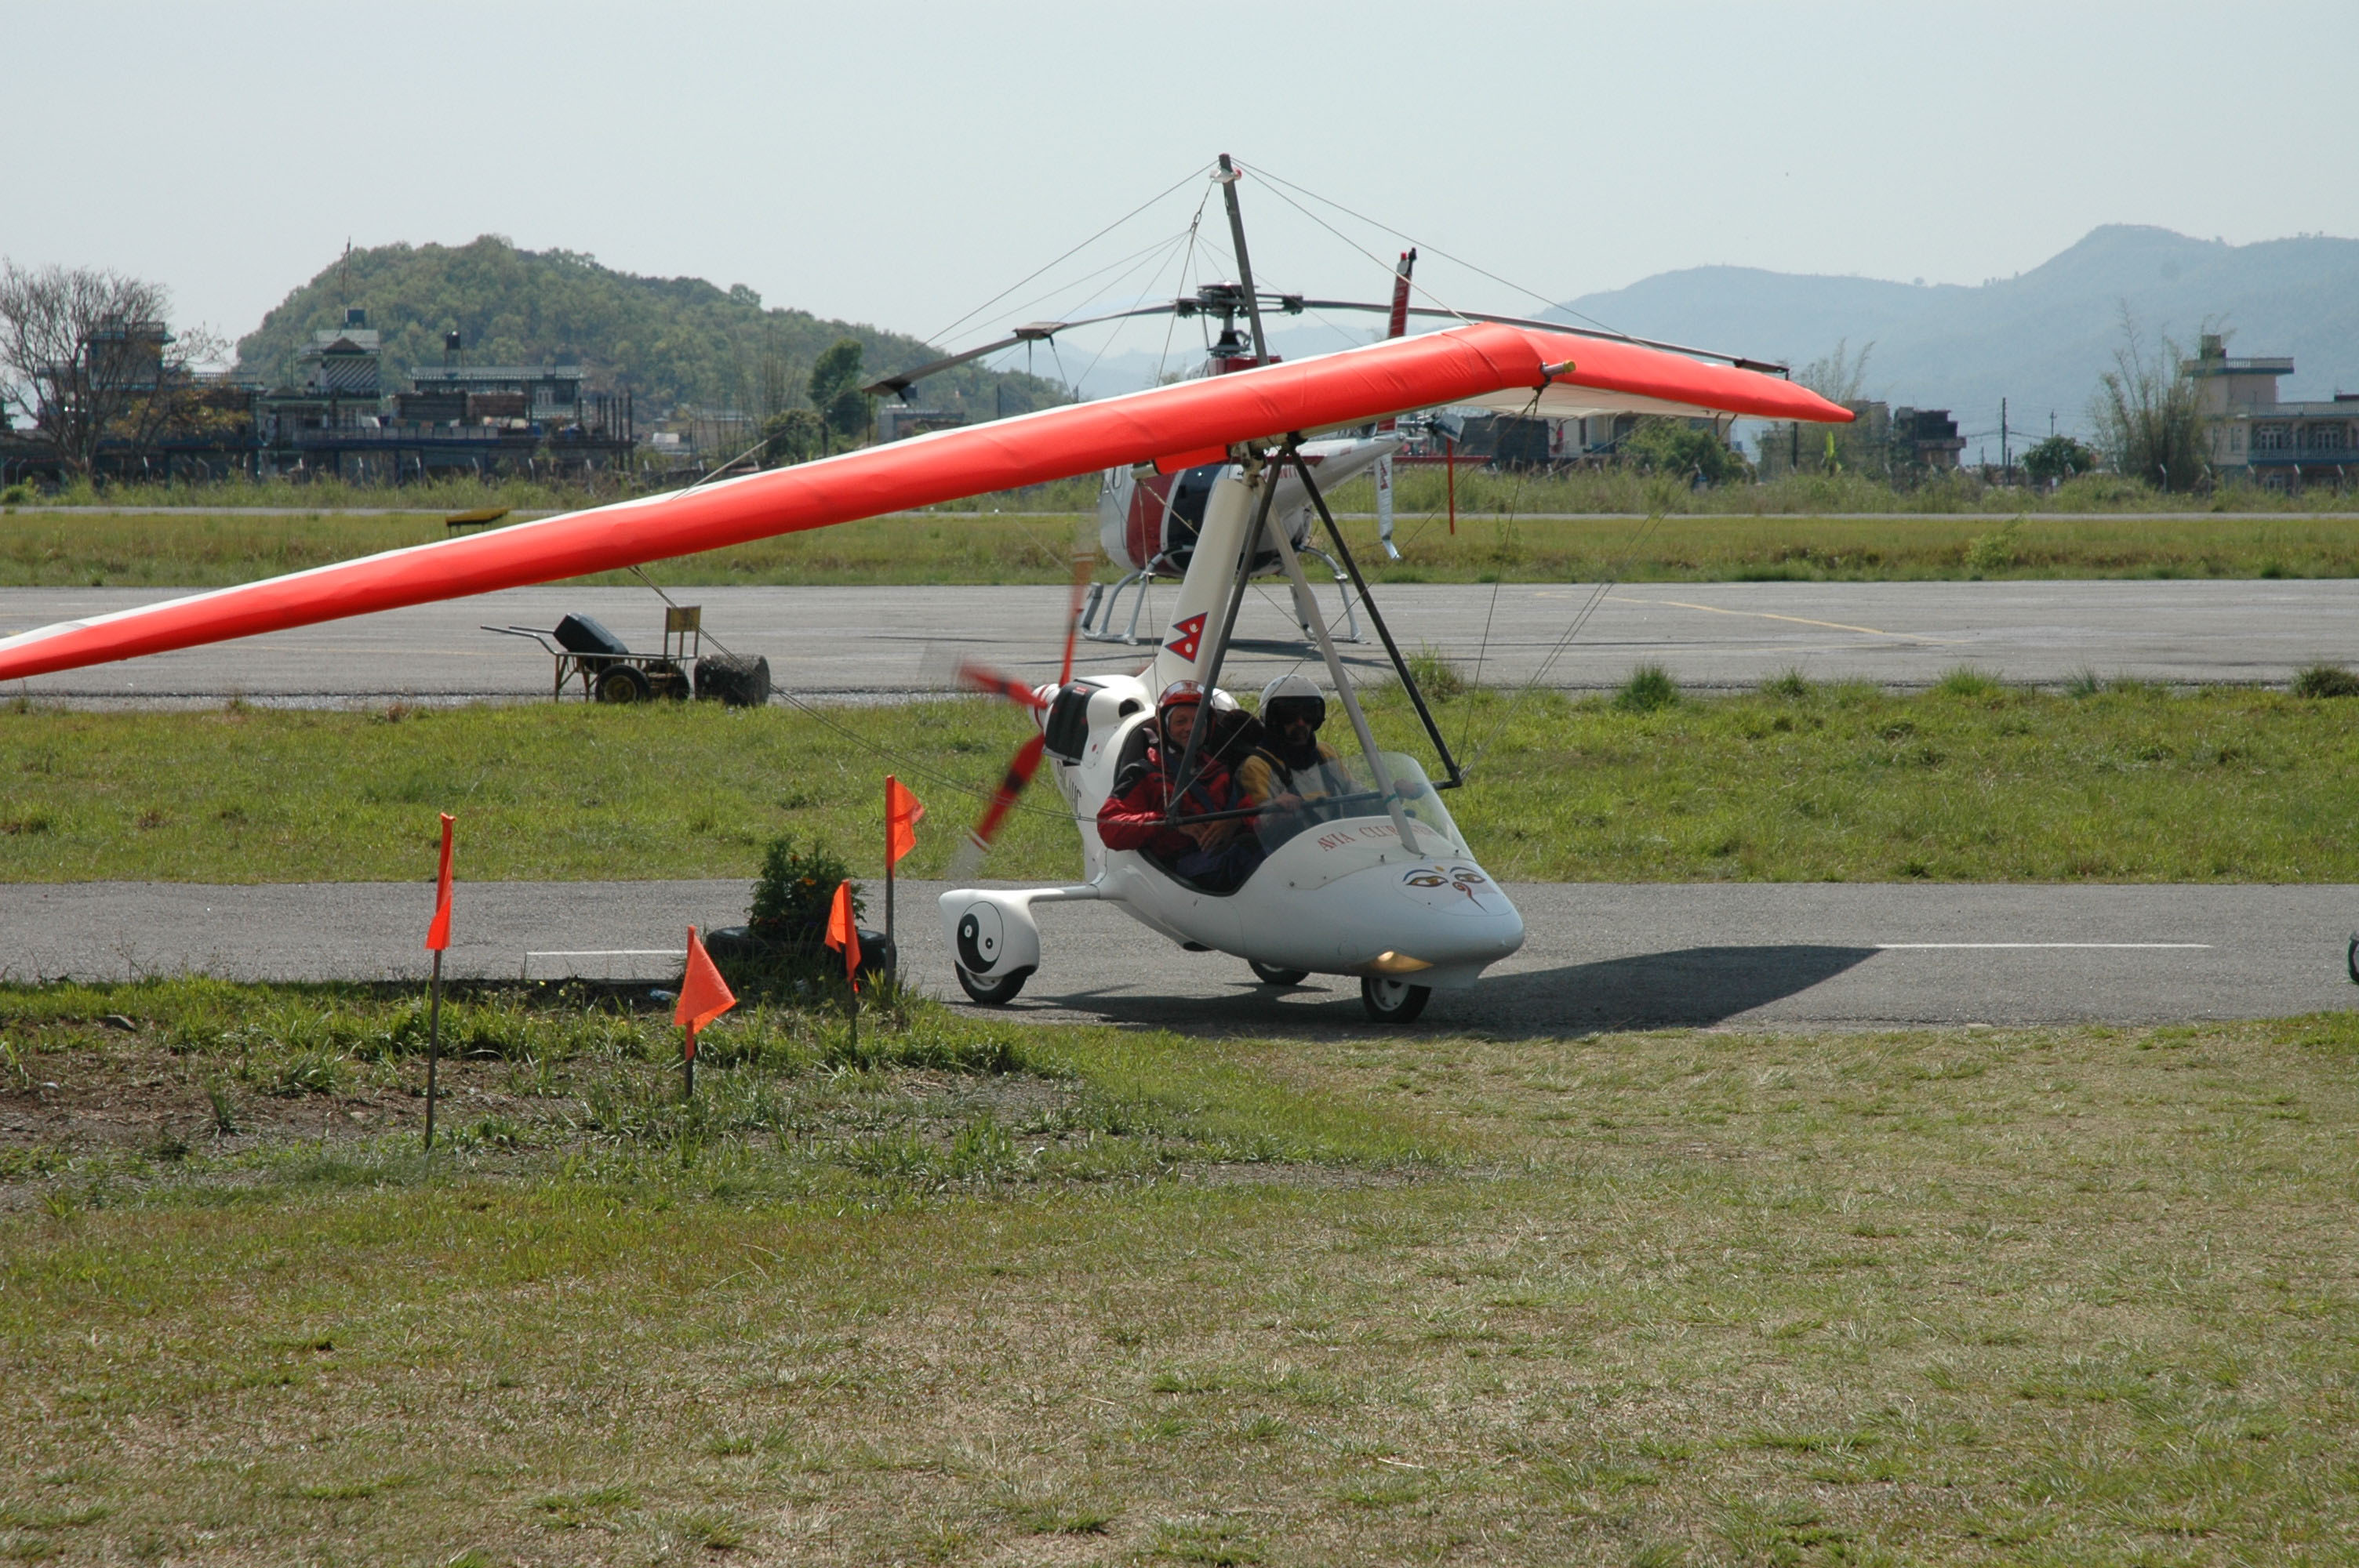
[1258, 673, 1323, 710]
[1258, 673, 1327, 728]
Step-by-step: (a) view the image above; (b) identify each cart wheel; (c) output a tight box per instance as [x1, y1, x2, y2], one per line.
[956, 965, 1029, 1005]
[595, 664, 653, 704]
[1250, 960, 1310, 986]
[1361, 976, 1431, 1024]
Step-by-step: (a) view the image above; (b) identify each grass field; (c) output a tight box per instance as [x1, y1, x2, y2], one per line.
[13, 503, 2359, 589]
[3, 981, 2354, 1563]
[19, 463, 2359, 519]
[7, 676, 2359, 886]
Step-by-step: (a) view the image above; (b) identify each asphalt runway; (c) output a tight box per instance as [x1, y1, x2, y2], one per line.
[9, 878, 2353, 1034]
[5, 579, 2357, 706]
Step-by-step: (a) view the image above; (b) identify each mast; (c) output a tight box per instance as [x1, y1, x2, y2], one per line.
[1376, 248, 1416, 558]
[1216, 154, 1270, 365]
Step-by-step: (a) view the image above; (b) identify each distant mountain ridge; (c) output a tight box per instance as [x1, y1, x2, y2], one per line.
[234, 236, 1060, 419]
[1552, 226, 2359, 442]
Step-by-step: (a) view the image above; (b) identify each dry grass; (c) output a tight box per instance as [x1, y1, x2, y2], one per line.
[3, 988, 2355, 1563]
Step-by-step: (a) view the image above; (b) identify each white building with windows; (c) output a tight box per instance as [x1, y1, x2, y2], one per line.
[2190, 334, 2359, 488]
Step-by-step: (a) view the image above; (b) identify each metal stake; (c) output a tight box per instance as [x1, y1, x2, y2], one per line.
[422, 949, 443, 1152]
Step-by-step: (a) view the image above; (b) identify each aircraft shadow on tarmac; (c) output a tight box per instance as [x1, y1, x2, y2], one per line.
[1012, 943, 1880, 1038]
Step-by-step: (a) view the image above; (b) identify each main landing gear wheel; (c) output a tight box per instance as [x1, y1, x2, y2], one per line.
[1250, 960, 1310, 986]
[956, 966, 1029, 1006]
[1361, 976, 1431, 1024]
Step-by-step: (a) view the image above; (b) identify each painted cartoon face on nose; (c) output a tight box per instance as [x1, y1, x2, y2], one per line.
[1399, 863, 1502, 914]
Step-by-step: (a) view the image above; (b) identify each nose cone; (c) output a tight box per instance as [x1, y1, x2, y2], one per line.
[1329, 857, 1524, 984]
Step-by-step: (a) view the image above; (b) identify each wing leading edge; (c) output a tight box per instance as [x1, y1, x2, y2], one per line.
[0, 323, 1849, 683]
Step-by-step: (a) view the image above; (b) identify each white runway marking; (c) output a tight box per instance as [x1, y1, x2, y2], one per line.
[1874, 942, 2213, 950]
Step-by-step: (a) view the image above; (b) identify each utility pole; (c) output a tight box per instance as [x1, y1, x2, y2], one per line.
[2001, 397, 2009, 481]
[1216, 154, 1270, 365]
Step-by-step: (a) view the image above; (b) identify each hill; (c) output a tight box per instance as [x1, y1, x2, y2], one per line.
[1554, 226, 2359, 443]
[233, 236, 1062, 420]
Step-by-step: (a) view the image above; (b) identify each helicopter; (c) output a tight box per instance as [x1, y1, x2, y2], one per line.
[0, 158, 1850, 1022]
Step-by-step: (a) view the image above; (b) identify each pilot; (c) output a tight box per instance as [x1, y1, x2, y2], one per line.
[1096, 681, 1264, 891]
[1237, 674, 1354, 837]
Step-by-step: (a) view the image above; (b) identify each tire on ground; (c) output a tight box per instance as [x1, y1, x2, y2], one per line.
[696, 654, 772, 707]
[594, 663, 653, 703]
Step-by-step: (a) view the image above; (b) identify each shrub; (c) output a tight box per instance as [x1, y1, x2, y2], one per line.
[1614, 664, 1679, 713]
[2292, 663, 2359, 699]
[1934, 666, 2004, 699]
[1964, 516, 2024, 572]
[1405, 644, 1470, 701]
[750, 835, 861, 938]
[730, 835, 867, 996]
[1761, 669, 1815, 701]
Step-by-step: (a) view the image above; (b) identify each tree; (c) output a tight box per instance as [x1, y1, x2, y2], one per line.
[1621, 416, 1745, 485]
[1797, 338, 1874, 405]
[2088, 309, 2205, 492]
[0, 262, 224, 478]
[807, 337, 869, 452]
[2020, 434, 2099, 485]
[760, 407, 825, 466]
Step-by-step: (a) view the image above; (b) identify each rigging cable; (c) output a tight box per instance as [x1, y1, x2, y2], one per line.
[924, 162, 1212, 348]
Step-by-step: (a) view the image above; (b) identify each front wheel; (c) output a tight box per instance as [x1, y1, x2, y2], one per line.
[956, 965, 1029, 1006]
[1249, 960, 1310, 986]
[1361, 977, 1431, 1024]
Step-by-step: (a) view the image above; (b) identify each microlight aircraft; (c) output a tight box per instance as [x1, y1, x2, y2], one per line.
[0, 158, 1850, 1022]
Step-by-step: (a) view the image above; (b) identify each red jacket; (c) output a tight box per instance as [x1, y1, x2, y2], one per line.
[1096, 744, 1238, 860]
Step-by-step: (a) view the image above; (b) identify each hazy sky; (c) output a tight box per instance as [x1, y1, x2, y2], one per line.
[7, 0, 2354, 365]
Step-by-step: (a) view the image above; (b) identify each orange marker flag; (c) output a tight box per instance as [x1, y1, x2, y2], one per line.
[885, 775, 925, 867]
[823, 880, 863, 985]
[675, 925, 737, 1040]
[424, 813, 456, 952]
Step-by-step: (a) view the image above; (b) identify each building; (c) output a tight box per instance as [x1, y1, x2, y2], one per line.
[1891, 407, 1965, 471]
[253, 312, 632, 481]
[2190, 334, 2358, 488]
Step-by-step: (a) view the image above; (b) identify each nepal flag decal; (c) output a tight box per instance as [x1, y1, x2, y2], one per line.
[1164, 611, 1208, 662]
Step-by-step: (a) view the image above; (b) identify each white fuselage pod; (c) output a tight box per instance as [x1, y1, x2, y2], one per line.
[936, 668, 1522, 989]
[940, 439, 1527, 995]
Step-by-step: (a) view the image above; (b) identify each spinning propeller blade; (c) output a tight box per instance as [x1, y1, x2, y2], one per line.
[955, 663, 1051, 710]
[947, 732, 1048, 882]
[949, 550, 1094, 879]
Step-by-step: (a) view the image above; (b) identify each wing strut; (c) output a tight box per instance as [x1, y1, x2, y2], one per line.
[1283, 441, 1464, 790]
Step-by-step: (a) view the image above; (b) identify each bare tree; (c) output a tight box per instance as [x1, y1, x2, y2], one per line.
[1797, 338, 1874, 405]
[2088, 307, 2205, 492]
[0, 262, 224, 479]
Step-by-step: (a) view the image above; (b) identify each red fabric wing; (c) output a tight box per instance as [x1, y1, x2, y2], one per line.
[0, 324, 1848, 682]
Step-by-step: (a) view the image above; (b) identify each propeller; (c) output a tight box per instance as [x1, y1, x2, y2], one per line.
[947, 550, 1095, 881]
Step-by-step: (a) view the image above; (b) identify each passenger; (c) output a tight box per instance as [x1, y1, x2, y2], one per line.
[1096, 681, 1265, 892]
[1237, 674, 1357, 844]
